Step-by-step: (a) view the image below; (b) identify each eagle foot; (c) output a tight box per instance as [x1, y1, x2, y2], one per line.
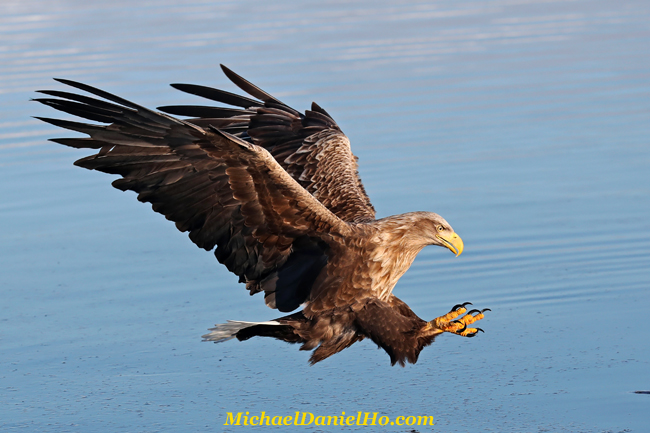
[431, 303, 489, 337]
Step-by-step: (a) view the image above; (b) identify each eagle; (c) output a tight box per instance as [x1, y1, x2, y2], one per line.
[35, 65, 489, 366]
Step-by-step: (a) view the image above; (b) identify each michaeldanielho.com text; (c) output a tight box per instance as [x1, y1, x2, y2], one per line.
[224, 411, 434, 427]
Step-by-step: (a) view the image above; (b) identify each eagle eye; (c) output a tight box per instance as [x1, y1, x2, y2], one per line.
[437, 225, 444, 232]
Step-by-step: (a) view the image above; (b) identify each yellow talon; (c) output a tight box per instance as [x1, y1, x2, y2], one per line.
[459, 328, 481, 337]
[459, 312, 484, 325]
[428, 303, 489, 337]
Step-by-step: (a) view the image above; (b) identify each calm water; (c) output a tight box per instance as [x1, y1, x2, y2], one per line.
[2, 0, 649, 432]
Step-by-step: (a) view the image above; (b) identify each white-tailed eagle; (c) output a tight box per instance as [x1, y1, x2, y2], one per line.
[35, 66, 488, 366]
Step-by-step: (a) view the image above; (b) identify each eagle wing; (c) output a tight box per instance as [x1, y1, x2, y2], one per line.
[159, 65, 376, 223]
[35, 79, 351, 312]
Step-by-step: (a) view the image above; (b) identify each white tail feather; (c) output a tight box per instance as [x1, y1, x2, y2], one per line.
[202, 320, 281, 343]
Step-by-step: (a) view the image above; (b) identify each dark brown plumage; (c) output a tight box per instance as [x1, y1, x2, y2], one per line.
[35, 65, 488, 366]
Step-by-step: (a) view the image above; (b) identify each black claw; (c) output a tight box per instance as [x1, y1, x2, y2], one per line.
[451, 302, 472, 312]
[451, 321, 467, 333]
[476, 328, 484, 333]
[467, 309, 481, 315]
[481, 308, 491, 313]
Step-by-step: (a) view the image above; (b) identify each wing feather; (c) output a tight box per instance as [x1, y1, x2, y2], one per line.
[36, 80, 350, 312]
[159, 65, 376, 222]
[169, 83, 260, 108]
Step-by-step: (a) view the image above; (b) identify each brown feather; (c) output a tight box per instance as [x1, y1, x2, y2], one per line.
[161, 69, 375, 223]
[38, 68, 474, 366]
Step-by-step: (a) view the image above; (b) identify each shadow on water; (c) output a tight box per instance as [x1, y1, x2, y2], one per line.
[1, 0, 649, 432]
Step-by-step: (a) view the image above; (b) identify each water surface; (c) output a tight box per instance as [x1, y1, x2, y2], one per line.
[1, 0, 649, 432]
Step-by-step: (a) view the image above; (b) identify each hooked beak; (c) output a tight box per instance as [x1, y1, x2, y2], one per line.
[436, 232, 464, 256]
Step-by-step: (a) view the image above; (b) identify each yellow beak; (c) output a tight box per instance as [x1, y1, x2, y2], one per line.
[436, 232, 464, 256]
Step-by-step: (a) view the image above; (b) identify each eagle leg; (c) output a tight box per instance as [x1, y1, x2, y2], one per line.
[427, 303, 489, 337]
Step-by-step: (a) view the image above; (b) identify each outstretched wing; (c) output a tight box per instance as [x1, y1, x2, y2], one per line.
[159, 65, 376, 223]
[35, 79, 352, 312]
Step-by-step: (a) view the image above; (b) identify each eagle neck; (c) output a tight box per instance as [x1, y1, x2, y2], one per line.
[365, 215, 430, 300]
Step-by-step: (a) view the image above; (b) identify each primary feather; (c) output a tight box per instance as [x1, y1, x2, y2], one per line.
[36, 65, 486, 366]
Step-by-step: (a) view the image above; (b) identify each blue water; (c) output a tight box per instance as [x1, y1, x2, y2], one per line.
[2, 0, 649, 431]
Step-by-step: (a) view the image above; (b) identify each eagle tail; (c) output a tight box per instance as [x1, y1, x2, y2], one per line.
[202, 316, 307, 345]
[202, 320, 282, 343]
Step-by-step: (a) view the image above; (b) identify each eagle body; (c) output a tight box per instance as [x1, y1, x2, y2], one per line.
[36, 66, 487, 366]
[304, 212, 446, 311]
